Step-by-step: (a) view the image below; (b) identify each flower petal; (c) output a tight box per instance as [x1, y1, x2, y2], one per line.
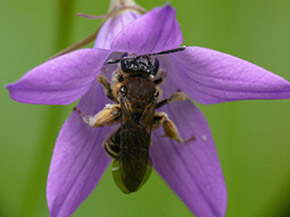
[111, 5, 183, 54]
[151, 75, 226, 217]
[165, 46, 290, 104]
[94, 10, 141, 49]
[7, 48, 110, 105]
[47, 80, 112, 217]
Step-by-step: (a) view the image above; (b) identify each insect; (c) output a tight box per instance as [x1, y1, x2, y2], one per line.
[74, 47, 195, 193]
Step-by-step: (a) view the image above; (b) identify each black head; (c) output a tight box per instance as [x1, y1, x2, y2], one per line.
[106, 47, 186, 77]
[120, 55, 159, 76]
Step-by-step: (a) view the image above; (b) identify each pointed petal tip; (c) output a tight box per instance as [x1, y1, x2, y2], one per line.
[5, 83, 18, 103]
[163, 3, 175, 11]
[6, 82, 24, 103]
[150, 74, 227, 217]
[6, 80, 79, 105]
[6, 48, 111, 105]
[165, 46, 290, 104]
[5, 83, 12, 93]
[156, 4, 177, 17]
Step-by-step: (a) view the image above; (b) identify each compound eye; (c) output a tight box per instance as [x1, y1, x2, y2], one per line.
[120, 59, 128, 72]
[153, 90, 159, 99]
[119, 85, 127, 96]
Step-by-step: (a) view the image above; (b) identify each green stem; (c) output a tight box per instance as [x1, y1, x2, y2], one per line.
[18, 1, 75, 217]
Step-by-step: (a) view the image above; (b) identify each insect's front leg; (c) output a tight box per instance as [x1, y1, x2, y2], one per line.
[156, 91, 189, 109]
[153, 70, 167, 85]
[73, 104, 121, 127]
[153, 112, 195, 144]
[97, 74, 117, 102]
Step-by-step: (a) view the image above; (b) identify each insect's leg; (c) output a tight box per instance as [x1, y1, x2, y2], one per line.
[73, 104, 121, 127]
[97, 74, 116, 101]
[104, 129, 121, 159]
[156, 91, 189, 109]
[153, 112, 196, 144]
[154, 70, 167, 85]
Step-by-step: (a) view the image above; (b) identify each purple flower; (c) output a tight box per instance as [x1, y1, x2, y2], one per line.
[6, 4, 290, 217]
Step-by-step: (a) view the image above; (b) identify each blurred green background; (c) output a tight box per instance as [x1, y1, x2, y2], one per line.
[1, 0, 290, 216]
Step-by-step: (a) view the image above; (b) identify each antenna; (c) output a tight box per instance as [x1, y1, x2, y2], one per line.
[106, 47, 186, 65]
[146, 46, 185, 57]
[106, 59, 122, 64]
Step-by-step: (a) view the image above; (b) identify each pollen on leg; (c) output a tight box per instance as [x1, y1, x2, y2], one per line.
[169, 92, 189, 102]
[73, 104, 121, 128]
[153, 112, 195, 144]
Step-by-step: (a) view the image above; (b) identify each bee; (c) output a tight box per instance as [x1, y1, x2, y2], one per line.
[74, 47, 195, 193]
